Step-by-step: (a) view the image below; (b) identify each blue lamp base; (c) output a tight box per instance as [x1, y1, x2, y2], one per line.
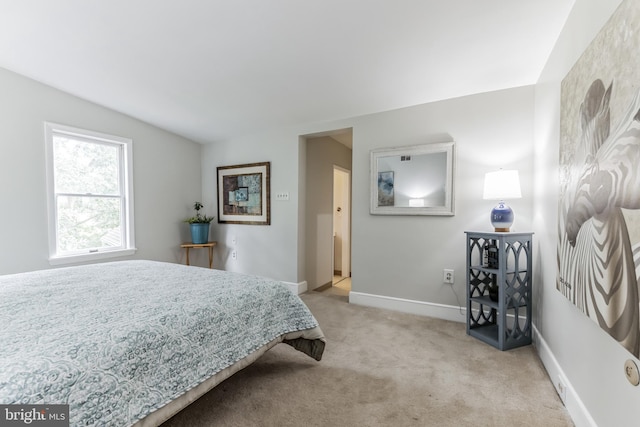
[490, 201, 514, 232]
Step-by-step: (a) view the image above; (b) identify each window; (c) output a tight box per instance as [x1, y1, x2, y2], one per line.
[45, 123, 135, 264]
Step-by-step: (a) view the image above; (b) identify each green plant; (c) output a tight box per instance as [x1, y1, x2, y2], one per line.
[184, 201, 215, 224]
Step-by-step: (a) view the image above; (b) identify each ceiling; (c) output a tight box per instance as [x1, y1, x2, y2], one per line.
[0, 1, 575, 144]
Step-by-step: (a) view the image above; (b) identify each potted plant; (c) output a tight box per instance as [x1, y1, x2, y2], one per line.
[184, 202, 214, 244]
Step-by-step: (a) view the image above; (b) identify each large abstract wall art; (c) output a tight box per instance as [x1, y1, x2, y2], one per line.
[557, 0, 640, 357]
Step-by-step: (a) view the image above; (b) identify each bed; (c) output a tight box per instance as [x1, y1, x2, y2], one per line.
[0, 260, 325, 426]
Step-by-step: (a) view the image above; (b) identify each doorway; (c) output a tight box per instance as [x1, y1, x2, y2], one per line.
[332, 166, 351, 293]
[302, 128, 352, 295]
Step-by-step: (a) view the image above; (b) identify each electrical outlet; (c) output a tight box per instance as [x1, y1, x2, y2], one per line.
[624, 359, 640, 386]
[231, 250, 237, 260]
[557, 375, 567, 404]
[443, 269, 454, 284]
[275, 192, 290, 201]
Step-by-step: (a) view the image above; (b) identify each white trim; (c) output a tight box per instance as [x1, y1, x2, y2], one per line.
[283, 280, 308, 295]
[348, 291, 466, 323]
[534, 325, 596, 427]
[48, 248, 137, 266]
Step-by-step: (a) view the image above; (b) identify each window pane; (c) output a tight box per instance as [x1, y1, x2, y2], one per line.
[56, 195, 122, 253]
[53, 136, 120, 195]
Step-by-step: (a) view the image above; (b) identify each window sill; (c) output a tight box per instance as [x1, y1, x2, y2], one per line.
[49, 248, 137, 266]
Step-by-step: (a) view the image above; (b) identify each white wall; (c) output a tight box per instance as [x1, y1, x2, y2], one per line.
[204, 85, 535, 311]
[533, 0, 640, 426]
[201, 125, 305, 282]
[0, 67, 203, 274]
[351, 86, 535, 305]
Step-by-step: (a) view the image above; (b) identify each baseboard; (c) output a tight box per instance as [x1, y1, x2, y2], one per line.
[533, 325, 596, 427]
[348, 291, 466, 323]
[283, 280, 308, 295]
[314, 282, 332, 292]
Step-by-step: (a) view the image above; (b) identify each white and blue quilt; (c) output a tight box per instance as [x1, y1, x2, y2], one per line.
[0, 260, 324, 426]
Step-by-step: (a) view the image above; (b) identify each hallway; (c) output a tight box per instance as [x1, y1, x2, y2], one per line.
[317, 276, 351, 298]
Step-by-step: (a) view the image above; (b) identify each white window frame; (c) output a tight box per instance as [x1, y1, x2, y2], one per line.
[44, 122, 136, 265]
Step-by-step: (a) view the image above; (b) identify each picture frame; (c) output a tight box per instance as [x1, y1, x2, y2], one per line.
[217, 162, 270, 225]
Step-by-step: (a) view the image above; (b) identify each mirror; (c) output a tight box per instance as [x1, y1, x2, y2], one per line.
[370, 141, 455, 215]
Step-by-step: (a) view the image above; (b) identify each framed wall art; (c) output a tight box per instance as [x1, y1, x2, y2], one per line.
[557, 0, 640, 357]
[217, 162, 270, 225]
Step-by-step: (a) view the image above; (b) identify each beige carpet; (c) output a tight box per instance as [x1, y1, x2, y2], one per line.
[161, 291, 573, 427]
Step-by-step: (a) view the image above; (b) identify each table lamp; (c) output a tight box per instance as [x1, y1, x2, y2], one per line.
[483, 169, 521, 232]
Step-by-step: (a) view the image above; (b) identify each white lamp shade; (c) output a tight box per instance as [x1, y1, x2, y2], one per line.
[483, 170, 522, 200]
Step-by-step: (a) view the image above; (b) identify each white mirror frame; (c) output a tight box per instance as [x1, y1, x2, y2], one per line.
[370, 141, 455, 216]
